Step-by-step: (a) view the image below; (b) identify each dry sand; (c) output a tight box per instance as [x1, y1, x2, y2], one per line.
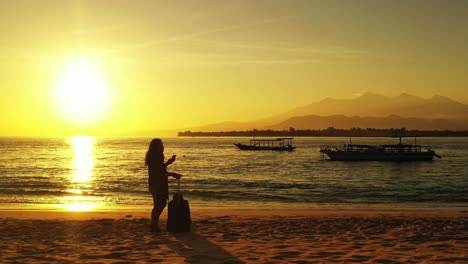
[0, 210, 466, 263]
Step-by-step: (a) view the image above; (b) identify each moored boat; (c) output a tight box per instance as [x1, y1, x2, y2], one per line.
[320, 136, 441, 161]
[235, 137, 295, 151]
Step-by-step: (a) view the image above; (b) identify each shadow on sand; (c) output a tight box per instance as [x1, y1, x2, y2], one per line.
[158, 230, 244, 264]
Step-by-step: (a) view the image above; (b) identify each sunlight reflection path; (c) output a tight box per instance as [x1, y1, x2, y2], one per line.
[63, 136, 98, 211]
[71, 136, 94, 184]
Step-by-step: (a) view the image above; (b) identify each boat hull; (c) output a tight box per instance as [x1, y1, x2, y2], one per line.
[234, 143, 295, 151]
[320, 150, 435, 161]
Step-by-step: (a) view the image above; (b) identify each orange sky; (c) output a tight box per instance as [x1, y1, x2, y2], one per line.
[1, 0, 467, 136]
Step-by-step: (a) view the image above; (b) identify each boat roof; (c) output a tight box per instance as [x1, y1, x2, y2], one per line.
[347, 144, 421, 147]
[250, 137, 294, 142]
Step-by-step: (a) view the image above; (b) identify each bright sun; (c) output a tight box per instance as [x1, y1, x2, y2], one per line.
[52, 58, 114, 125]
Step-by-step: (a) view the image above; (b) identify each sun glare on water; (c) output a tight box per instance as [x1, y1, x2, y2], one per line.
[52, 57, 114, 125]
[62, 136, 98, 211]
[70, 136, 94, 184]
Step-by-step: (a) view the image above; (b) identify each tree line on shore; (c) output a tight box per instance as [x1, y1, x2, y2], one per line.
[178, 127, 468, 137]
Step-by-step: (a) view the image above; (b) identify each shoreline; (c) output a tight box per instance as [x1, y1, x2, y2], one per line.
[1, 207, 466, 220]
[0, 207, 468, 220]
[0, 206, 468, 220]
[1, 201, 466, 214]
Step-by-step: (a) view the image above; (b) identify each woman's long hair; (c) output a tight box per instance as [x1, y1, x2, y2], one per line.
[145, 138, 164, 166]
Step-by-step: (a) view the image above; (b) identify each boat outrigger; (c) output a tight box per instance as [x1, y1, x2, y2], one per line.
[235, 137, 295, 151]
[320, 136, 441, 161]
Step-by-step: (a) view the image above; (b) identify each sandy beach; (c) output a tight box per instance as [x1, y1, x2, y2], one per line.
[0, 210, 466, 263]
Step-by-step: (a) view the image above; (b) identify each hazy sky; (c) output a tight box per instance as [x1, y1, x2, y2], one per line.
[1, 0, 467, 136]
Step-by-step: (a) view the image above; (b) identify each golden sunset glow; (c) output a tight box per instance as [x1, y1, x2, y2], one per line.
[52, 58, 114, 125]
[61, 196, 98, 212]
[0, 1, 467, 136]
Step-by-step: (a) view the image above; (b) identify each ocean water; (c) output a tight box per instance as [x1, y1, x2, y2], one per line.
[0, 136, 466, 211]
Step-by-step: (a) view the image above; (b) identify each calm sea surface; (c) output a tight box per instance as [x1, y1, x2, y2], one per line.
[0, 137, 466, 211]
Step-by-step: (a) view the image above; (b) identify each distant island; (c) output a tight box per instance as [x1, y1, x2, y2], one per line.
[178, 127, 468, 137]
[180, 93, 468, 133]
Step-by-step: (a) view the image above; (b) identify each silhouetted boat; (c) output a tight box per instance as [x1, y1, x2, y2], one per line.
[235, 138, 295, 151]
[320, 136, 441, 161]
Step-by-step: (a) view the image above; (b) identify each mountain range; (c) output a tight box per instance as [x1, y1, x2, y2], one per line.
[184, 93, 468, 132]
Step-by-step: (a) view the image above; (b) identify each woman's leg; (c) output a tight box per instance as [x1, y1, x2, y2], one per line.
[151, 193, 166, 231]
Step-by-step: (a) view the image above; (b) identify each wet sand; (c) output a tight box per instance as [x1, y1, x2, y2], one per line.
[1, 210, 467, 263]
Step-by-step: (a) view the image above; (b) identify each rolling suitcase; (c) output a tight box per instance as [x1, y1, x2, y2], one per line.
[167, 178, 191, 232]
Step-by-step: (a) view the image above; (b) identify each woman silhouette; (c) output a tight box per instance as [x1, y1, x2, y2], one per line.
[145, 138, 182, 232]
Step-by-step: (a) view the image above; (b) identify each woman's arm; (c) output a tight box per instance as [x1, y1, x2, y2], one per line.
[166, 172, 182, 179]
[165, 155, 177, 167]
